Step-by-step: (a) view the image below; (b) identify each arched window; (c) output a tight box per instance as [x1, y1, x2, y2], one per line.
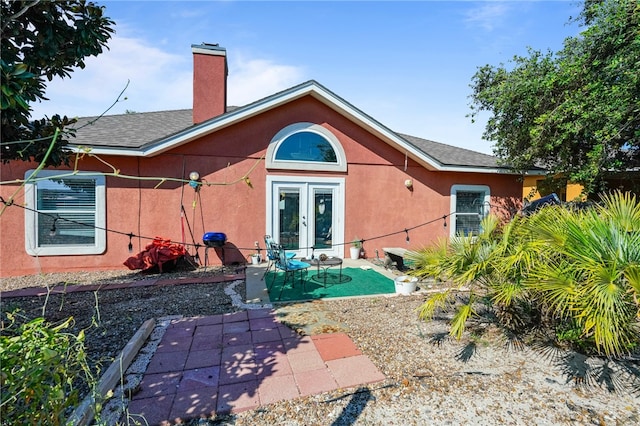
[276, 132, 337, 162]
[266, 123, 347, 172]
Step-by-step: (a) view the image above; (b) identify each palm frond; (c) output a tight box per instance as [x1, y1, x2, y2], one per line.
[599, 191, 640, 232]
[490, 278, 527, 307]
[405, 240, 449, 280]
[579, 279, 637, 356]
[417, 290, 453, 322]
[624, 264, 640, 297]
[526, 259, 580, 319]
[449, 301, 476, 340]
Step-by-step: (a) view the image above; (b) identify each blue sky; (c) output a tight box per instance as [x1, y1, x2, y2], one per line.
[30, 1, 584, 155]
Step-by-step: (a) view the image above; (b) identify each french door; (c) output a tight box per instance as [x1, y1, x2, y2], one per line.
[267, 177, 344, 258]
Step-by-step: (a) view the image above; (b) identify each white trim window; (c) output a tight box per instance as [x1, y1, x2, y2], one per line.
[450, 185, 490, 238]
[24, 170, 106, 255]
[266, 122, 347, 172]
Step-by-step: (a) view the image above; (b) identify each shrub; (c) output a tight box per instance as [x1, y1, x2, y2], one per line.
[1, 312, 95, 425]
[525, 191, 640, 356]
[414, 191, 640, 357]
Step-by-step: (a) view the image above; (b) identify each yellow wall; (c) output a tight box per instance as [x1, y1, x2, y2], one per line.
[523, 176, 584, 202]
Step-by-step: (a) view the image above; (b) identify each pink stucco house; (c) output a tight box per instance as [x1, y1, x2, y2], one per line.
[0, 43, 524, 278]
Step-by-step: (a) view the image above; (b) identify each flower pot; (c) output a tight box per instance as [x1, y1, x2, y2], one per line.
[349, 246, 360, 260]
[394, 275, 418, 295]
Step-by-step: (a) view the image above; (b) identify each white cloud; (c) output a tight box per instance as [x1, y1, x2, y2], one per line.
[30, 35, 191, 118]
[227, 54, 305, 106]
[30, 36, 306, 119]
[464, 2, 510, 31]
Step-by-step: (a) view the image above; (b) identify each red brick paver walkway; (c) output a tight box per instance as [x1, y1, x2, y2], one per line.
[125, 308, 385, 425]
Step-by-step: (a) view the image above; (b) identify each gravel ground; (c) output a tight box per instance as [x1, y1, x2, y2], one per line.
[1, 267, 639, 425]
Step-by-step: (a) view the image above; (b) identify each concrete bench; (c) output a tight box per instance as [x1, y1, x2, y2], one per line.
[382, 247, 414, 270]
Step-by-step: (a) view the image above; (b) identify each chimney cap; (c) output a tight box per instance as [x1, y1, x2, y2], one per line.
[191, 43, 226, 56]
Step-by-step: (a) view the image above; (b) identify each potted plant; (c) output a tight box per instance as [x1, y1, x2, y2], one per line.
[394, 275, 418, 295]
[349, 237, 362, 259]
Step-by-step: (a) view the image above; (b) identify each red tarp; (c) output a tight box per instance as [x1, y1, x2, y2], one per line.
[124, 237, 188, 273]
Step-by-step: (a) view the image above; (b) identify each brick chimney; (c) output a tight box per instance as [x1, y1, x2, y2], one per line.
[191, 43, 227, 124]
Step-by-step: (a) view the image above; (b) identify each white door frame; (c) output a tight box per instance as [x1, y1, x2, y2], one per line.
[266, 175, 345, 258]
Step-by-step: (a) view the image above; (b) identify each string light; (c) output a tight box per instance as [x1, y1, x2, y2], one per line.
[1, 197, 457, 258]
[49, 218, 58, 237]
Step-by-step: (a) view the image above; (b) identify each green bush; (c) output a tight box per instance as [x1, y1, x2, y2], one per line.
[413, 191, 640, 357]
[525, 191, 640, 356]
[1, 312, 94, 425]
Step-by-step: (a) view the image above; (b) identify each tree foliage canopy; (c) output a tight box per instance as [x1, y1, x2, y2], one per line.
[469, 0, 640, 196]
[1, 0, 114, 166]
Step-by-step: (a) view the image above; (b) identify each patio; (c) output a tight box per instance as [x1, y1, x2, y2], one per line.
[245, 258, 402, 304]
[122, 258, 398, 424]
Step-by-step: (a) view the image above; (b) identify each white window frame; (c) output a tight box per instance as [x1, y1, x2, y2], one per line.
[266, 122, 347, 172]
[24, 170, 106, 256]
[449, 184, 490, 238]
[266, 175, 345, 259]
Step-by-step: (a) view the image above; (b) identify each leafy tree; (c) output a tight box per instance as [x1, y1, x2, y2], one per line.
[1, 0, 114, 166]
[468, 0, 640, 196]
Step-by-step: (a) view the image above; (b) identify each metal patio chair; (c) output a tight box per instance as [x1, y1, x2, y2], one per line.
[269, 244, 310, 301]
[262, 235, 295, 280]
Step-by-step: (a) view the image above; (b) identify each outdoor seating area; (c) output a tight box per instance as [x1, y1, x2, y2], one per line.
[262, 235, 296, 279]
[264, 239, 312, 301]
[248, 256, 401, 303]
[260, 235, 400, 302]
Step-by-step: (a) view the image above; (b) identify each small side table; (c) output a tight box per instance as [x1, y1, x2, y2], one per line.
[304, 257, 344, 287]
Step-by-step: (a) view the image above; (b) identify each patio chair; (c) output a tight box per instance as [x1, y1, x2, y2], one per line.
[262, 235, 295, 280]
[269, 244, 310, 301]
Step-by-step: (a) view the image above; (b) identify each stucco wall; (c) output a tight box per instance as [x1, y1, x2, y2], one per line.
[0, 98, 522, 277]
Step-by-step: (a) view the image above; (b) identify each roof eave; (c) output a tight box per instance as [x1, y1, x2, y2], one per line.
[68, 81, 514, 174]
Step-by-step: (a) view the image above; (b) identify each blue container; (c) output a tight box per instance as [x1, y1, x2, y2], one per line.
[203, 232, 227, 247]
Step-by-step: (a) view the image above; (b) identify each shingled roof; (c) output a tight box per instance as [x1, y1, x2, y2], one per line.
[70, 109, 195, 149]
[67, 78, 522, 173]
[398, 133, 501, 168]
[70, 108, 503, 167]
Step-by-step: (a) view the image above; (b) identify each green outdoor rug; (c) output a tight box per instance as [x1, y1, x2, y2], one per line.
[266, 267, 395, 302]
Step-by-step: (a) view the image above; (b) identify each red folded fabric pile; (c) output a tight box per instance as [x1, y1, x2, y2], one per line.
[124, 237, 188, 272]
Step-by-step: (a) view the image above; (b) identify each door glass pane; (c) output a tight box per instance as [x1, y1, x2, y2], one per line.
[278, 189, 300, 250]
[314, 189, 333, 249]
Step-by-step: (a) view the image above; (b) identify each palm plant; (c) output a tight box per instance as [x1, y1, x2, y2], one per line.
[413, 214, 538, 339]
[524, 191, 640, 357]
[412, 191, 640, 357]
